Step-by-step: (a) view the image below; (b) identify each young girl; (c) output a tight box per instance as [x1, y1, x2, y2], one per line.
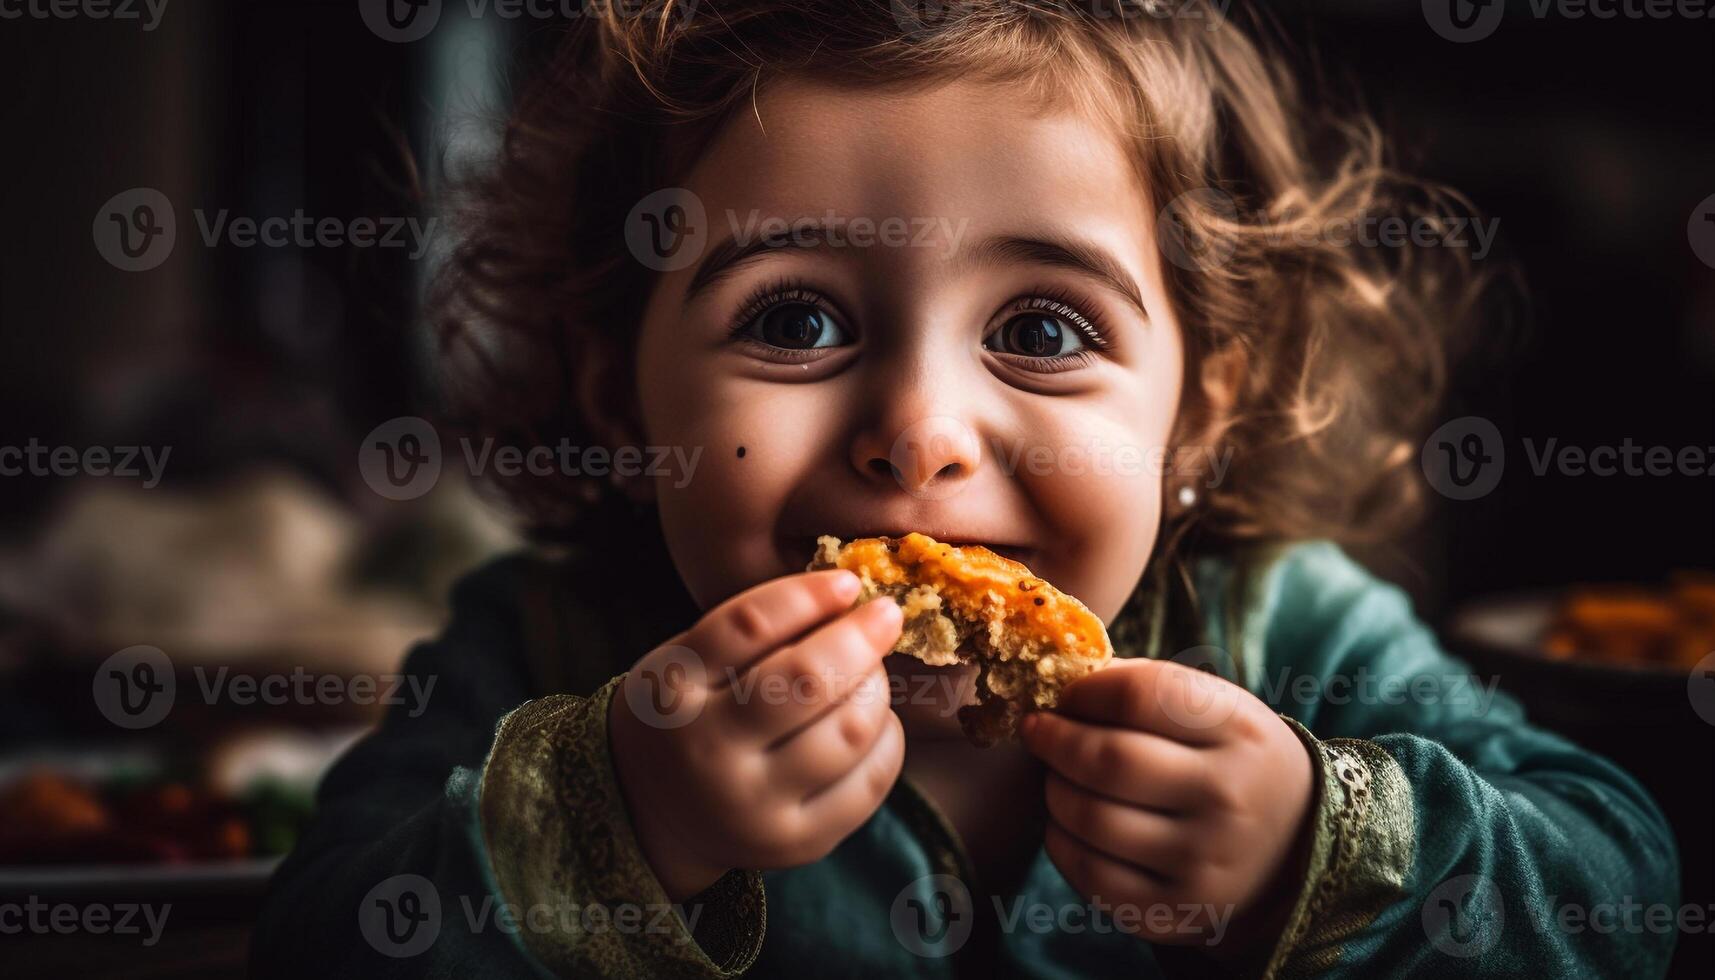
[254, 2, 1678, 977]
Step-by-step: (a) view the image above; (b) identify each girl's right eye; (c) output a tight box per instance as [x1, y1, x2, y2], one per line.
[728, 286, 851, 354]
[748, 302, 847, 349]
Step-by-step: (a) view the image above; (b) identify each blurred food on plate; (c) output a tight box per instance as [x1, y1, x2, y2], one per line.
[1543, 572, 1715, 668]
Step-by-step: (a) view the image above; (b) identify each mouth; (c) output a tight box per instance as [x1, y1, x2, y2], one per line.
[782, 531, 1040, 570]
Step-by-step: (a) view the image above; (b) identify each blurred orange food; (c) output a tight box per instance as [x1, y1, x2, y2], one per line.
[1544, 572, 1715, 668]
[0, 771, 250, 866]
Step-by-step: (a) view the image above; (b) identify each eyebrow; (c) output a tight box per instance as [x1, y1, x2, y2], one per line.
[964, 234, 1151, 321]
[683, 221, 836, 306]
[681, 221, 1151, 321]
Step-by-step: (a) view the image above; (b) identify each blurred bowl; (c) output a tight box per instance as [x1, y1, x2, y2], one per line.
[1446, 592, 1705, 730]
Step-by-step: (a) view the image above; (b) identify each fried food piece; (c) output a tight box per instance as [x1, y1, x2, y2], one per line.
[807, 532, 1113, 745]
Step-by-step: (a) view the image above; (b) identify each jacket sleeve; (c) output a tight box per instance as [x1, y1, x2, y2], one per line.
[249, 558, 765, 979]
[1243, 543, 1679, 979]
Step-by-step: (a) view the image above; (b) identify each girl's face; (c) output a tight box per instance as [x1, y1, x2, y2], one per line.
[632, 78, 1185, 736]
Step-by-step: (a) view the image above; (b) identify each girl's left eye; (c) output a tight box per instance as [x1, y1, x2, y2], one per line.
[985, 313, 1087, 358]
[983, 297, 1109, 367]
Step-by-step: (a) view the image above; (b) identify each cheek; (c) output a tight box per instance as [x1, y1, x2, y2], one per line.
[1011, 351, 1182, 623]
[640, 354, 833, 607]
[1013, 410, 1168, 623]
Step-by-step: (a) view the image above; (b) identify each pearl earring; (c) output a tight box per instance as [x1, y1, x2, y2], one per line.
[1176, 485, 1197, 509]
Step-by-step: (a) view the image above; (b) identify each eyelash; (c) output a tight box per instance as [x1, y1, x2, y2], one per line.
[723, 277, 1115, 370]
[998, 284, 1114, 371]
[723, 276, 833, 363]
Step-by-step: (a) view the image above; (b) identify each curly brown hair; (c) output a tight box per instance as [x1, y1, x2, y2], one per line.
[430, 0, 1490, 556]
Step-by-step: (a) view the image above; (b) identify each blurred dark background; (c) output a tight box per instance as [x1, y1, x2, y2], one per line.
[0, 1, 1710, 976]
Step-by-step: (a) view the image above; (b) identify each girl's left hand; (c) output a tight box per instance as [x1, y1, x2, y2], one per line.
[1019, 658, 1315, 957]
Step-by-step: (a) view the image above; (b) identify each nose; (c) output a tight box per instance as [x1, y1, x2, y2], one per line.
[851, 412, 983, 500]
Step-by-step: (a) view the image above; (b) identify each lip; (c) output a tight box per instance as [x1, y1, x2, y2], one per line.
[782, 529, 1041, 570]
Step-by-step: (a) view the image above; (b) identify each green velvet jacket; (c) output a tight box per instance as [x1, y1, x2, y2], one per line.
[251, 532, 1679, 979]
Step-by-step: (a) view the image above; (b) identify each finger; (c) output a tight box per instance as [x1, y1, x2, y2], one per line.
[1043, 820, 1167, 937]
[683, 569, 863, 673]
[1043, 772, 1188, 879]
[801, 710, 905, 820]
[1020, 712, 1213, 812]
[723, 597, 901, 741]
[768, 667, 895, 796]
[1056, 659, 1241, 744]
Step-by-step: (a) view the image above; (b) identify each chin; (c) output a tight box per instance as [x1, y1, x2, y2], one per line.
[885, 654, 976, 740]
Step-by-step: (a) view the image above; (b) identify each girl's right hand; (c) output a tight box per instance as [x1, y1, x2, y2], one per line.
[608, 569, 905, 902]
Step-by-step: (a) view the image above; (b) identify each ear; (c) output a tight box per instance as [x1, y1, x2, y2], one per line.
[1192, 339, 1248, 444]
[572, 329, 655, 503]
[1169, 340, 1247, 511]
